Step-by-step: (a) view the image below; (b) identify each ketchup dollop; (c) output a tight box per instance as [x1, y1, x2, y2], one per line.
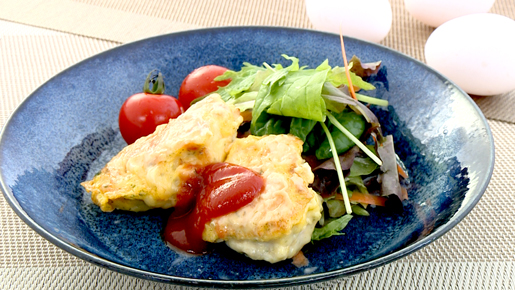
[163, 162, 265, 254]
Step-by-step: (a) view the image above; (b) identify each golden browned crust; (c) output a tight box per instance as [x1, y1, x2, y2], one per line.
[81, 94, 243, 212]
[203, 134, 322, 242]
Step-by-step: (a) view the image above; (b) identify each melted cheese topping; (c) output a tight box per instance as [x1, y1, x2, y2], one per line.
[81, 94, 243, 212]
[203, 134, 323, 263]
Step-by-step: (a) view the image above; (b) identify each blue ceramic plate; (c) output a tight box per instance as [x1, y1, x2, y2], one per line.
[0, 27, 494, 288]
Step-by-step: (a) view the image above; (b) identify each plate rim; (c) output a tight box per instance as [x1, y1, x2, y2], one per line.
[0, 25, 495, 288]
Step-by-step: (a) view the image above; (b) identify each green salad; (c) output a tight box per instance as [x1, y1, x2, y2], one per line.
[206, 54, 408, 241]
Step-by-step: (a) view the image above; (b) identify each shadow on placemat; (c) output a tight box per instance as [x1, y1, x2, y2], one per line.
[471, 91, 515, 123]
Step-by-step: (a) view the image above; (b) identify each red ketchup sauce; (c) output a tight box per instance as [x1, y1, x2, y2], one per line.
[163, 162, 265, 254]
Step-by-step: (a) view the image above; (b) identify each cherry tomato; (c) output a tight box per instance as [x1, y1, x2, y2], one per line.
[119, 70, 184, 144]
[178, 65, 231, 110]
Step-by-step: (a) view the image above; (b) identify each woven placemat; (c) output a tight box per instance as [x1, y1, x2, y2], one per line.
[1, 0, 515, 289]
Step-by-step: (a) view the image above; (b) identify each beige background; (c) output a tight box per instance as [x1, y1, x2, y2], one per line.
[0, 0, 514, 289]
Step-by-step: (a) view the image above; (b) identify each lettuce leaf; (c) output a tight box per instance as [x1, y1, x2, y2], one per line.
[251, 112, 290, 136]
[215, 55, 383, 166]
[328, 66, 376, 90]
[265, 69, 329, 122]
[214, 62, 267, 101]
[289, 118, 317, 142]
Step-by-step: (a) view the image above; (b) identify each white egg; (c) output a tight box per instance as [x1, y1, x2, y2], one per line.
[404, 0, 496, 27]
[425, 13, 515, 96]
[305, 0, 392, 43]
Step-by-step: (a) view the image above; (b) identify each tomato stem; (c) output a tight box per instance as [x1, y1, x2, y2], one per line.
[143, 69, 166, 95]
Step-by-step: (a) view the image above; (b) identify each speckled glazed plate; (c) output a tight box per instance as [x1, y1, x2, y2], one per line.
[0, 27, 494, 288]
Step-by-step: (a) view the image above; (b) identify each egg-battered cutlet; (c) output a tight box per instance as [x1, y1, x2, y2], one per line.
[202, 134, 323, 263]
[81, 94, 243, 212]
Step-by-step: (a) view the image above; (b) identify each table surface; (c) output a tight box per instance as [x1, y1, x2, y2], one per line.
[0, 0, 514, 289]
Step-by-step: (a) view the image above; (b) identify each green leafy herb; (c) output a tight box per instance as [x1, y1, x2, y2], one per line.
[327, 111, 382, 165]
[349, 153, 379, 177]
[315, 110, 366, 160]
[251, 112, 290, 136]
[345, 175, 368, 194]
[303, 126, 321, 153]
[265, 69, 329, 122]
[312, 214, 353, 241]
[289, 118, 317, 142]
[213, 55, 389, 218]
[214, 63, 267, 101]
[214, 55, 385, 144]
[328, 66, 376, 91]
[351, 204, 370, 216]
[326, 199, 347, 218]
